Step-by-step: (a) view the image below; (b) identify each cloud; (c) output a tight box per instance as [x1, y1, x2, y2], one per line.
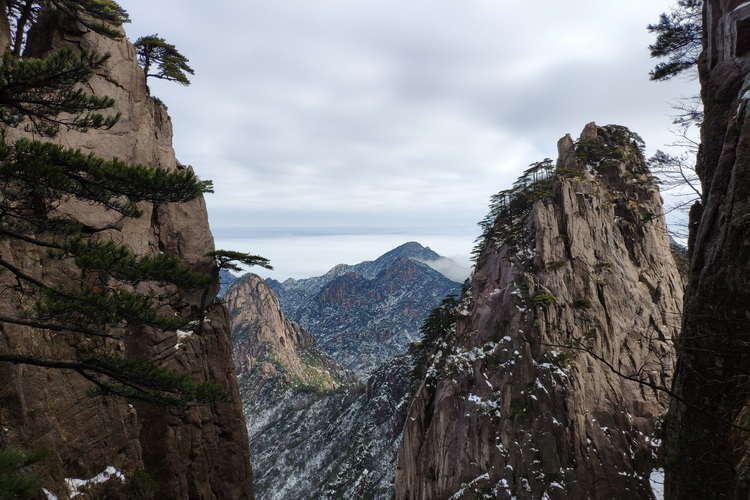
[417, 257, 472, 284]
[124, 0, 698, 277]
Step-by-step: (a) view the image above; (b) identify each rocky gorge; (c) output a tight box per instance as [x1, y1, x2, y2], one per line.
[223, 123, 685, 499]
[225, 247, 459, 499]
[4, 1, 749, 498]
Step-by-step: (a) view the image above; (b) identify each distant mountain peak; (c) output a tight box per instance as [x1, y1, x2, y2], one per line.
[378, 241, 441, 261]
[394, 241, 430, 252]
[261, 241, 462, 377]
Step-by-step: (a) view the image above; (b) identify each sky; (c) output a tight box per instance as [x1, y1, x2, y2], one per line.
[126, 0, 697, 280]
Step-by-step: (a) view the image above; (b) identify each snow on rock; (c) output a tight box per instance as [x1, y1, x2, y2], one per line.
[650, 469, 665, 500]
[395, 124, 683, 499]
[41, 489, 58, 500]
[65, 466, 125, 498]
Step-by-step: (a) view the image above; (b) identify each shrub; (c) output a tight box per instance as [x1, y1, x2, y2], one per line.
[532, 294, 557, 306]
[573, 299, 592, 309]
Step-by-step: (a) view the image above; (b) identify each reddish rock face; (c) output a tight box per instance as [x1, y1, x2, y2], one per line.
[226, 273, 347, 410]
[0, 20, 253, 500]
[395, 124, 683, 499]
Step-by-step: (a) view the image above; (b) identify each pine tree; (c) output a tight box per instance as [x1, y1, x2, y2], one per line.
[0, 447, 45, 499]
[134, 34, 194, 85]
[5, 0, 130, 56]
[409, 295, 459, 382]
[647, 0, 703, 81]
[0, 1, 268, 407]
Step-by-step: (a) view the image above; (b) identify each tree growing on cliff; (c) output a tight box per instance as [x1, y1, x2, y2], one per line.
[5, 0, 130, 56]
[134, 34, 194, 85]
[648, 0, 702, 81]
[0, 1, 268, 406]
[647, 1, 704, 238]
[409, 295, 459, 383]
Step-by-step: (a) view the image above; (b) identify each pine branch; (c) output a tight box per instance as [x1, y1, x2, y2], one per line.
[208, 250, 272, 272]
[135, 34, 194, 86]
[0, 315, 118, 339]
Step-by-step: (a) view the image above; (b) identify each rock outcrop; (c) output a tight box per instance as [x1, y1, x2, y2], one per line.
[268, 243, 462, 377]
[0, 19, 252, 500]
[395, 124, 683, 499]
[665, 1, 750, 497]
[226, 274, 348, 422]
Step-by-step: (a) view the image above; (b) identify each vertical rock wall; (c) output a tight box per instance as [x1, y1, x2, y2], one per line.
[396, 124, 683, 499]
[0, 18, 253, 500]
[666, 1, 750, 497]
[226, 273, 347, 420]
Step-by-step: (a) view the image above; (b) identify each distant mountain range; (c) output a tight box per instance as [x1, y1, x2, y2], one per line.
[265, 242, 464, 376]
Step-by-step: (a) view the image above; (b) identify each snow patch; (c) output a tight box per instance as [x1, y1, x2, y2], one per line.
[649, 469, 665, 500]
[42, 489, 58, 500]
[449, 472, 490, 499]
[65, 467, 125, 498]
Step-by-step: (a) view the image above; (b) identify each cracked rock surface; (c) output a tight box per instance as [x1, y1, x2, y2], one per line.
[395, 124, 683, 500]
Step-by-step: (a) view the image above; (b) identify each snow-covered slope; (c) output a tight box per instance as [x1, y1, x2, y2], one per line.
[250, 356, 411, 499]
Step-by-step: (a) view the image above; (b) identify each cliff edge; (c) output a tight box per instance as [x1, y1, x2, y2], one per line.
[0, 18, 253, 500]
[396, 124, 683, 499]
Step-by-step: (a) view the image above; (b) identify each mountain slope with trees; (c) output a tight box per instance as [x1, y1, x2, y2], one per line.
[226, 273, 410, 499]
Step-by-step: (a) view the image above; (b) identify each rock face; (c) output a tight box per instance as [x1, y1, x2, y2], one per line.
[226, 274, 348, 421]
[250, 355, 411, 500]
[665, 1, 750, 497]
[267, 243, 462, 376]
[395, 124, 683, 499]
[0, 19, 252, 500]
[225, 273, 409, 499]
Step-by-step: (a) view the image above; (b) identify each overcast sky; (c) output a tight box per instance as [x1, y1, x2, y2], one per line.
[126, 0, 696, 279]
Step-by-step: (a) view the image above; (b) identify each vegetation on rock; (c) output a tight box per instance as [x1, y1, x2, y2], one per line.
[0, 0, 267, 408]
[647, 0, 702, 81]
[135, 34, 194, 86]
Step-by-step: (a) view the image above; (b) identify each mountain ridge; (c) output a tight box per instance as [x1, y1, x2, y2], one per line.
[264, 242, 462, 376]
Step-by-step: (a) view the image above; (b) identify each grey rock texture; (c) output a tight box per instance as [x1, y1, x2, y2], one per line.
[395, 124, 683, 499]
[0, 18, 252, 500]
[219, 269, 239, 298]
[250, 355, 411, 500]
[665, 1, 750, 497]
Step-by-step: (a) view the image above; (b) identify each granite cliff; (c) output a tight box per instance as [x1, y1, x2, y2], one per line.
[226, 274, 349, 421]
[0, 15, 252, 500]
[396, 124, 684, 499]
[665, 1, 750, 497]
